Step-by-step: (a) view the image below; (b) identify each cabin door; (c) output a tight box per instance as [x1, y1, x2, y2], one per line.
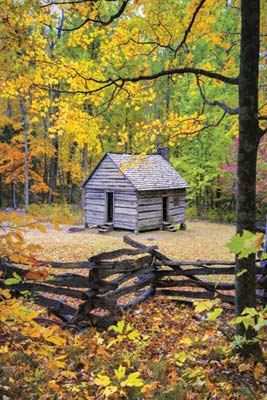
[162, 196, 168, 221]
[106, 192, 114, 223]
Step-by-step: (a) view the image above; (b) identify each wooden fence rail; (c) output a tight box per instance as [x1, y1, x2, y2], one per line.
[0, 235, 266, 329]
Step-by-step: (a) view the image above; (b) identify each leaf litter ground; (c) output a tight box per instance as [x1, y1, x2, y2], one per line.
[1, 221, 267, 399]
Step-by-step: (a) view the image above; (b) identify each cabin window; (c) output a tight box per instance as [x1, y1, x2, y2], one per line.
[173, 196, 180, 207]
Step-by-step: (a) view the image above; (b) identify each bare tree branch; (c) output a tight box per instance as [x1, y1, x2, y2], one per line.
[35, 62, 238, 97]
[169, 111, 227, 138]
[41, 0, 97, 7]
[174, 0, 207, 57]
[121, 68, 238, 85]
[196, 75, 239, 114]
[61, 0, 130, 31]
[129, 37, 175, 53]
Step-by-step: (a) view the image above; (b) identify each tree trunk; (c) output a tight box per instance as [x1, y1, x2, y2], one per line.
[12, 182, 17, 209]
[48, 136, 58, 204]
[81, 142, 88, 210]
[235, 0, 261, 357]
[21, 98, 29, 211]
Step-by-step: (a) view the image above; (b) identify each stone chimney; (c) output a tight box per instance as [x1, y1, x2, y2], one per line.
[157, 146, 170, 161]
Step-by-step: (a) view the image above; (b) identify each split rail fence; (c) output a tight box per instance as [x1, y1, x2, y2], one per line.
[0, 235, 266, 329]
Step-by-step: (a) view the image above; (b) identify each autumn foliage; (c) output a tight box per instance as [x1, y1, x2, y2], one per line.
[0, 0, 266, 216]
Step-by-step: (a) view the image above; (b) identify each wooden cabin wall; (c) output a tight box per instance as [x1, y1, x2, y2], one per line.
[84, 189, 106, 225]
[85, 156, 135, 191]
[168, 190, 186, 224]
[84, 155, 136, 227]
[113, 192, 137, 230]
[137, 189, 186, 231]
[137, 194, 163, 231]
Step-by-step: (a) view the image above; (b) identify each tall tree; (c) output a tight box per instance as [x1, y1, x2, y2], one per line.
[235, 0, 261, 357]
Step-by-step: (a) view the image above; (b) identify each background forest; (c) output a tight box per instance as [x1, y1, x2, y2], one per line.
[0, 0, 267, 221]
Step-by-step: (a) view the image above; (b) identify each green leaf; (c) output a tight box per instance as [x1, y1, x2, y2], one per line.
[115, 365, 126, 380]
[194, 300, 215, 313]
[226, 231, 264, 259]
[232, 316, 244, 325]
[234, 314, 256, 330]
[242, 316, 256, 330]
[255, 318, 267, 331]
[4, 277, 21, 285]
[174, 351, 187, 366]
[207, 307, 223, 321]
[127, 329, 139, 340]
[125, 323, 134, 333]
[121, 372, 143, 387]
[13, 272, 22, 281]
[241, 307, 258, 316]
[108, 320, 124, 334]
[4, 271, 23, 285]
[236, 269, 247, 278]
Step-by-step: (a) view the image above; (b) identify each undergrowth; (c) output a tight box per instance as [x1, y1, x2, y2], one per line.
[28, 203, 83, 225]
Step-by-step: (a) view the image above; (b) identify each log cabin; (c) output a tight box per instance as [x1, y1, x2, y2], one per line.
[83, 152, 189, 233]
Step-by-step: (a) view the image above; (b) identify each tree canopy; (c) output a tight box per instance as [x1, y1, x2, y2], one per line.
[0, 0, 267, 357]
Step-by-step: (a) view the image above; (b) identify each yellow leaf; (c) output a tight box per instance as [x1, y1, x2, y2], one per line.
[180, 337, 193, 346]
[94, 374, 111, 387]
[103, 385, 118, 397]
[61, 370, 77, 379]
[254, 362, 266, 382]
[47, 359, 66, 371]
[0, 289, 11, 299]
[244, 233, 264, 251]
[30, 223, 46, 233]
[46, 335, 66, 346]
[238, 363, 250, 372]
[0, 345, 9, 353]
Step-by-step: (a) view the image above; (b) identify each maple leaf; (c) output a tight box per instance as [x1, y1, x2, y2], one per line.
[24, 268, 49, 281]
[226, 230, 264, 259]
[121, 372, 144, 387]
[94, 374, 111, 387]
[115, 365, 126, 380]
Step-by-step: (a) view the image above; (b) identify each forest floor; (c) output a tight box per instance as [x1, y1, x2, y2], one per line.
[25, 220, 235, 262]
[1, 221, 267, 400]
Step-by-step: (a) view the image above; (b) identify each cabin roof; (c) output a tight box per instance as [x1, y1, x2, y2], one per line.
[83, 153, 189, 191]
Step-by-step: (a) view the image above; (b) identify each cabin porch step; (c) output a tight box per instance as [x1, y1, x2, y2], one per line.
[162, 221, 177, 232]
[98, 223, 113, 233]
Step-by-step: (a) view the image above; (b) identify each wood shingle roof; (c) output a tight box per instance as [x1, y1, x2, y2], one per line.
[107, 153, 189, 191]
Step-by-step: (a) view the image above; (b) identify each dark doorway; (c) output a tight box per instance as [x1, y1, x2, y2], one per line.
[162, 196, 168, 221]
[107, 192, 114, 222]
